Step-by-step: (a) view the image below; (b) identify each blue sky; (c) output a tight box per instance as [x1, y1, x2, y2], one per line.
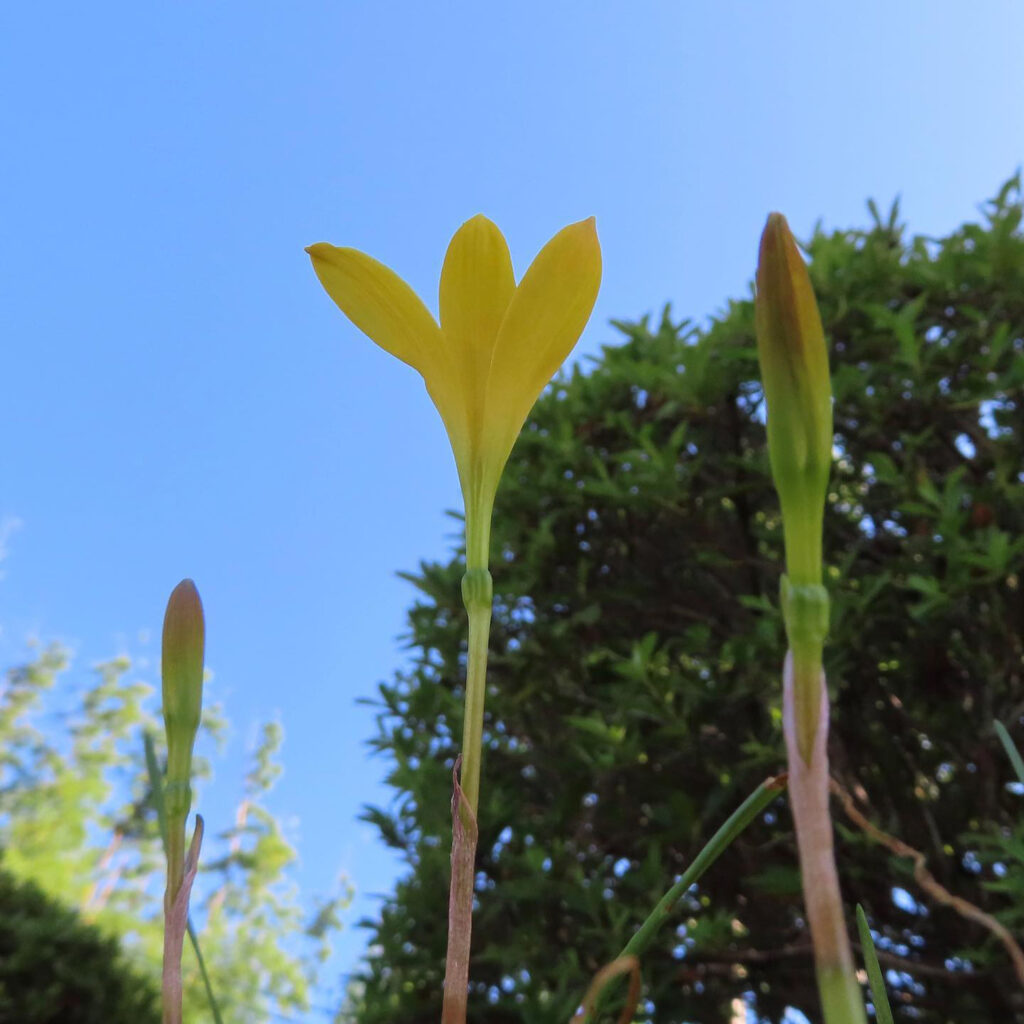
[1, 1, 1021, 1014]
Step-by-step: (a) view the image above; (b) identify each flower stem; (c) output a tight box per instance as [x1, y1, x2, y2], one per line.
[164, 781, 190, 907]
[784, 654, 867, 1024]
[440, 565, 493, 1024]
[459, 567, 493, 815]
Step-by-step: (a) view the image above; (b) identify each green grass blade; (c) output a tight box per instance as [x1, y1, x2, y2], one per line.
[995, 720, 1024, 785]
[187, 918, 223, 1023]
[144, 731, 224, 1024]
[144, 731, 169, 846]
[580, 776, 785, 1021]
[619, 776, 785, 960]
[856, 904, 894, 1024]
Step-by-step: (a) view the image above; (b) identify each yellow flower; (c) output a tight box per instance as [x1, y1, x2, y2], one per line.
[755, 212, 832, 586]
[307, 216, 602, 569]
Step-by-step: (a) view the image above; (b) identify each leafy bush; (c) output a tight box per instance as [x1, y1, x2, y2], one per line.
[352, 178, 1024, 1023]
[0, 868, 159, 1023]
[0, 643, 346, 1023]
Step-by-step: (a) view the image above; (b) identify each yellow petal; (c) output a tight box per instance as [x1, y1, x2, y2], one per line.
[481, 217, 602, 476]
[306, 242, 443, 376]
[437, 216, 516, 484]
[439, 215, 515, 371]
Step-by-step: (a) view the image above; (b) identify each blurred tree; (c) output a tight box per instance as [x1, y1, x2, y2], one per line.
[0, 642, 348, 1023]
[351, 177, 1024, 1023]
[0, 868, 159, 1024]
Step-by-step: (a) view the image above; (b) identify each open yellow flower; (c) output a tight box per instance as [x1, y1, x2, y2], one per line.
[306, 215, 602, 569]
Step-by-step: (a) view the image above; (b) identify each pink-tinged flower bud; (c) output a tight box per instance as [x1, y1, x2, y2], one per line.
[755, 213, 832, 586]
[162, 579, 205, 790]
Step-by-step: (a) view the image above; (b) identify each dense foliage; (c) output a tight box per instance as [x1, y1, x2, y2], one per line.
[0, 869, 159, 1024]
[353, 178, 1024, 1023]
[0, 643, 346, 1022]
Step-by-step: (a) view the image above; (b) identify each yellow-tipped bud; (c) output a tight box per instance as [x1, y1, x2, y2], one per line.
[161, 579, 205, 789]
[755, 213, 832, 586]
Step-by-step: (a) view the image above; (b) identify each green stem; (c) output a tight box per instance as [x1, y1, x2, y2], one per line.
[163, 779, 191, 910]
[780, 577, 829, 763]
[144, 733, 224, 1024]
[781, 493, 825, 586]
[459, 568, 493, 815]
[440, 550, 493, 1024]
[166, 828, 185, 911]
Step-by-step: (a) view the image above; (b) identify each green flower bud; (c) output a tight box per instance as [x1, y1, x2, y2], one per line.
[755, 213, 832, 586]
[159, 579, 207, 1024]
[161, 579, 205, 805]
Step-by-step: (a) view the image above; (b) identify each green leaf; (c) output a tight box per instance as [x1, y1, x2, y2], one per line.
[856, 905, 895, 1024]
[995, 720, 1024, 786]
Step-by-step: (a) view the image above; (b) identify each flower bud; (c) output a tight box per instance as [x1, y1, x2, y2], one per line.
[162, 579, 205, 788]
[755, 213, 832, 586]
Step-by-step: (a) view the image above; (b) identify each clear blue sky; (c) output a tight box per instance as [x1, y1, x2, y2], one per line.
[1, 0, 1021, 1013]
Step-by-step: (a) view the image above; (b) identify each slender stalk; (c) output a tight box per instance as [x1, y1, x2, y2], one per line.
[780, 587, 865, 1024]
[459, 568, 493, 815]
[754, 211, 863, 1022]
[162, 818, 204, 1024]
[580, 777, 786, 1023]
[459, 485, 496, 814]
[441, 560, 493, 1024]
[164, 783, 188, 910]
[783, 655, 866, 1024]
[144, 733, 224, 1024]
[160, 580, 205, 1024]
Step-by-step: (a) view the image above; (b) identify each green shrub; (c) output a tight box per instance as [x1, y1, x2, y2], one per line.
[352, 178, 1024, 1023]
[0, 645, 346, 1024]
[0, 868, 159, 1024]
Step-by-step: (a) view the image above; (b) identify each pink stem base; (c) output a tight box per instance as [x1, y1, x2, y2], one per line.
[783, 653, 866, 1024]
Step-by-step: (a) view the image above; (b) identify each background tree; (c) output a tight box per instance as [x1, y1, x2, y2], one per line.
[0, 868, 159, 1024]
[351, 177, 1024, 1023]
[0, 641, 348, 1022]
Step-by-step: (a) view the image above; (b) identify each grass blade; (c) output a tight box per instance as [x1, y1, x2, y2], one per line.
[187, 918, 222, 1023]
[995, 720, 1024, 785]
[856, 905, 894, 1024]
[619, 775, 786, 960]
[144, 731, 169, 846]
[579, 775, 786, 1022]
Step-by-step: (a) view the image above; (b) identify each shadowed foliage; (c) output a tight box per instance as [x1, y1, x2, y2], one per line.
[0, 868, 160, 1023]
[351, 177, 1024, 1024]
[0, 646, 346, 1024]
